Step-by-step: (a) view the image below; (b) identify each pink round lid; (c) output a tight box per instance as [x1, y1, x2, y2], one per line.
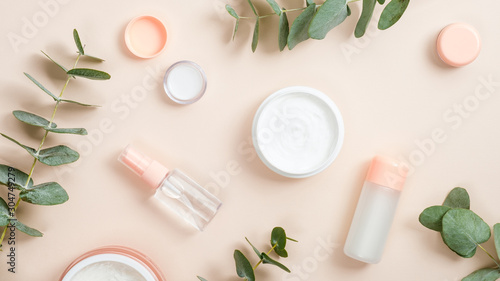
[125, 15, 168, 58]
[436, 23, 481, 67]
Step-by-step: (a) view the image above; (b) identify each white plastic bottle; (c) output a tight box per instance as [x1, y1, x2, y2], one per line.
[344, 155, 407, 264]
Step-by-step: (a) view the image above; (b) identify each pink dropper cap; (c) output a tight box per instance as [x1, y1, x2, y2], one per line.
[118, 145, 169, 189]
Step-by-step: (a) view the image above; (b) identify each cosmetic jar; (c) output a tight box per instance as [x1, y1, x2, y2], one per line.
[59, 246, 166, 281]
[163, 61, 207, 104]
[252, 86, 344, 178]
[125, 15, 168, 58]
[436, 23, 481, 67]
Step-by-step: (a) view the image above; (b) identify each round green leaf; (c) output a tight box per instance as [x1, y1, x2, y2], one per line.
[271, 227, 287, 250]
[309, 0, 348, 40]
[462, 267, 500, 281]
[288, 3, 316, 50]
[234, 250, 255, 281]
[378, 0, 410, 30]
[443, 187, 470, 209]
[38, 145, 80, 166]
[20, 182, 69, 205]
[419, 205, 451, 232]
[442, 209, 491, 258]
[0, 164, 34, 190]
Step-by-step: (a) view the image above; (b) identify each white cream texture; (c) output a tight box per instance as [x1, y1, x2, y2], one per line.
[166, 64, 204, 101]
[255, 92, 337, 174]
[71, 261, 147, 281]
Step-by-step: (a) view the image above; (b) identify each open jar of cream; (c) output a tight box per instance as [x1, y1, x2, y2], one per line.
[59, 246, 166, 281]
[252, 86, 344, 178]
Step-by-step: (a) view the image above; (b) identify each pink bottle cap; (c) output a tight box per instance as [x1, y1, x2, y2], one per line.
[125, 15, 168, 58]
[436, 23, 481, 67]
[118, 145, 169, 189]
[365, 156, 407, 191]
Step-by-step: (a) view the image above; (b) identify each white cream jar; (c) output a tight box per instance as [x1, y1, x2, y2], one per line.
[252, 86, 344, 178]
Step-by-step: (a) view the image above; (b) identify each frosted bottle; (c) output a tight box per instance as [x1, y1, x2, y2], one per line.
[344, 156, 407, 264]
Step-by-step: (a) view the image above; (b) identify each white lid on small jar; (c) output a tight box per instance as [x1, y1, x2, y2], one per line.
[163, 61, 207, 104]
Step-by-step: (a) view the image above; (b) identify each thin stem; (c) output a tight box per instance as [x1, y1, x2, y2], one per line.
[477, 244, 500, 268]
[0, 226, 7, 251]
[253, 244, 278, 270]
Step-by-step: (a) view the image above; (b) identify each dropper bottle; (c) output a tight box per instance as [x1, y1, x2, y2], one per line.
[118, 145, 222, 231]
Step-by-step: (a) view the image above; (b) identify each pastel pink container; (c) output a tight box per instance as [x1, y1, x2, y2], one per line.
[59, 246, 166, 281]
[436, 23, 481, 67]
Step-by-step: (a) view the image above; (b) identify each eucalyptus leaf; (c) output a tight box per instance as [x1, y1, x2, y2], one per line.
[0, 164, 34, 190]
[419, 205, 451, 232]
[287, 3, 316, 50]
[494, 223, 500, 259]
[73, 29, 85, 55]
[225, 4, 239, 19]
[462, 267, 500, 281]
[83, 54, 105, 62]
[441, 208, 491, 258]
[233, 19, 240, 40]
[45, 127, 88, 135]
[252, 19, 260, 52]
[234, 250, 255, 281]
[0, 198, 10, 227]
[261, 253, 291, 273]
[274, 248, 288, 258]
[279, 11, 289, 51]
[12, 110, 55, 129]
[378, 0, 410, 30]
[197, 277, 209, 281]
[13, 220, 43, 237]
[307, 0, 315, 5]
[443, 187, 470, 209]
[0, 133, 37, 159]
[38, 145, 79, 166]
[354, 0, 377, 38]
[309, 0, 348, 40]
[20, 182, 69, 205]
[377, 0, 385, 4]
[247, 0, 258, 15]
[266, 0, 282, 15]
[347, 5, 352, 16]
[246, 237, 262, 258]
[271, 227, 287, 250]
[67, 68, 111, 80]
[41, 51, 68, 72]
[60, 99, 97, 107]
[24, 72, 58, 101]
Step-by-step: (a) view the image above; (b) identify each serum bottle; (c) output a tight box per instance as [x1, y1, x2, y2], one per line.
[118, 145, 222, 231]
[344, 155, 407, 264]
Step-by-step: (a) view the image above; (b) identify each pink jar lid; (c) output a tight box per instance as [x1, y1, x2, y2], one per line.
[436, 23, 481, 67]
[59, 246, 166, 281]
[125, 15, 168, 58]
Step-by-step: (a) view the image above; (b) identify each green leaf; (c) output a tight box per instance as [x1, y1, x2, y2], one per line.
[266, 0, 282, 15]
[462, 268, 500, 281]
[225, 4, 239, 19]
[419, 205, 451, 232]
[347, 5, 352, 16]
[287, 3, 316, 50]
[45, 127, 88, 135]
[38, 145, 79, 166]
[60, 99, 98, 107]
[494, 224, 500, 259]
[83, 54, 105, 62]
[377, 0, 385, 4]
[378, 0, 410, 30]
[252, 19, 260, 53]
[24, 73, 58, 101]
[12, 110, 55, 129]
[0, 165, 34, 190]
[1, 133, 37, 159]
[279, 11, 289, 51]
[309, 0, 348, 40]
[307, 0, 315, 5]
[20, 182, 68, 205]
[443, 187, 470, 209]
[73, 29, 85, 55]
[13, 220, 43, 237]
[247, 0, 258, 15]
[261, 252, 291, 273]
[441, 208, 491, 258]
[232, 19, 240, 40]
[274, 248, 288, 258]
[245, 237, 262, 258]
[41, 51, 68, 72]
[197, 277, 209, 281]
[67, 68, 111, 80]
[234, 250, 255, 281]
[0, 198, 10, 227]
[271, 227, 287, 250]
[355, 0, 376, 38]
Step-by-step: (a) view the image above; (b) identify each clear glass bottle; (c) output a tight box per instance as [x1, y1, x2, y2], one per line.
[344, 155, 407, 263]
[118, 145, 222, 231]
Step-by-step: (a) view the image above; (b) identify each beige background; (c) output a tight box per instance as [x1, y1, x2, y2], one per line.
[1, 0, 500, 280]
